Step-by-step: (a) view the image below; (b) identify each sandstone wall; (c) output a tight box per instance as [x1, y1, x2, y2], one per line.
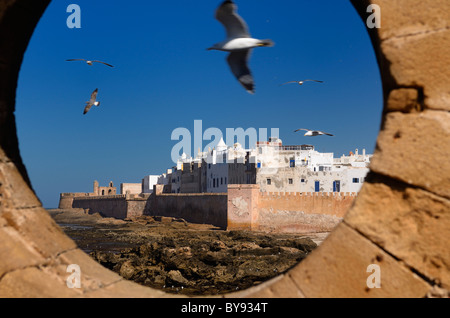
[257, 191, 355, 233]
[60, 192, 227, 227]
[58, 195, 74, 209]
[150, 193, 228, 229]
[58, 193, 96, 209]
[227, 185, 356, 233]
[72, 195, 128, 219]
[227, 184, 259, 231]
[126, 196, 150, 218]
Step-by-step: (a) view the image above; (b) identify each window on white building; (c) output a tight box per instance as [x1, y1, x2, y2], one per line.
[333, 180, 341, 192]
[288, 178, 293, 185]
[352, 178, 359, 183]
[267, 178, 271, 185]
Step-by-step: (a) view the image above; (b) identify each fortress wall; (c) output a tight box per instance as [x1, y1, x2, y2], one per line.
[227, 185, 260, 231]
[64, 192, 228, 227]
[63, 187, 355, 233]
[150, 193, 228, 229]
[58, 193, 94, 209]
[259, 191, 356, 217]
[58, 195, 74, 209]
[257, 192, 356, 233]
[72, 195, 128, 219]
[227, 185, 357, 233]
[126, 196, 151, 218]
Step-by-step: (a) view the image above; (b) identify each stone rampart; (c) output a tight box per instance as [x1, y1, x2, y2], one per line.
[72, 195, 128, 219]
[63, 192, 228, 228]
[148, 193, 228, 229]
[58, 192, 95, 209]
[62, 186, 356, 233]
[227, 185, 357, 233]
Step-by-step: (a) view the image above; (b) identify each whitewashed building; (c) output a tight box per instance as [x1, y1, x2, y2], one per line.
[142, 174, 168, 193]
[159, 137, 372, 194]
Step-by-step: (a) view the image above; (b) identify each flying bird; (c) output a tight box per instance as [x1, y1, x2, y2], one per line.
[280, 80, 323, 86]
[66, 59, 114, 68]
[294, 128, 334, 137]
[83, 89, 100, 115]
[208, 0, 274, 94]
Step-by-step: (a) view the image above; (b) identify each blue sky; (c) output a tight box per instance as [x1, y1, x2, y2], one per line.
[16, 0, 382, 208]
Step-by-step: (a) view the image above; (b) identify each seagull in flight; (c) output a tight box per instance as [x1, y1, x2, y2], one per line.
[294, 128, 334, 137]
[280, 80, 323, 86]
[208, 0, 274, 94]
[66, 59, 114, 68]
[83, 89, 100, 115]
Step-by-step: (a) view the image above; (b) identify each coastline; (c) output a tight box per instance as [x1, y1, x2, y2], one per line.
[49, 208, 326, 295]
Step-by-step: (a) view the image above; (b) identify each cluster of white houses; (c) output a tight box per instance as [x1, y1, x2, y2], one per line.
[136, 137, 372, 195]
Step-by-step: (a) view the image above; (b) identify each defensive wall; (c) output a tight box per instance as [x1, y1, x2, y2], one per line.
[60, 193, 150, 219]
[151, 192, 228, 229]
[227, 185, 356, 233]
[58, 193, 96, 209]
[60, 184, 356, 233]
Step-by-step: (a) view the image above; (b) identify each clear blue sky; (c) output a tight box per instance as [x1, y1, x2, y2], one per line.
[16, 0, 382, 208]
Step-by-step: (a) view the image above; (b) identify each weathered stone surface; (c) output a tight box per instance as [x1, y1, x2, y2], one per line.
[386, 88, 420, 113]
[371, 111, 450, 199]
[0, 161, 41, 209]
[83, 279, 169, 298]
[0, 226, 44, 278]
[381, 29, 450, 111]
[345, 179, 450, 288]
[0, 267, 80, 298]
[374, 0, 450, 41]
[56, 249, 123, 293]
[228, 274, 305, 298]
[288, 223, 430, 298]
[1, 207, 76, 259]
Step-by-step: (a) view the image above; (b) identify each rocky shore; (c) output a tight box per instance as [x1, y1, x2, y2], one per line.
[49, 208, 324, 295]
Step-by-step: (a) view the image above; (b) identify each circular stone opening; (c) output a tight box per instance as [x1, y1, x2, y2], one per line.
[16, 0, 381, 296]
[1, 0, 448, 298]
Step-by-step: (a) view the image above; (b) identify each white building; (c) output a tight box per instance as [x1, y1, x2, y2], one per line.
[158, 136, 372, 194]
[207, 138, 230, 193]
[142, 175, 166, 193]
[120, 183, 142, 194]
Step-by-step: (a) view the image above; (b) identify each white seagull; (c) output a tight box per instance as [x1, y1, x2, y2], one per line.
[83, 89, 100, 115]
[294, 128, 334, 137]
[280, 80, 323, 86]
[66, 59, 114, 68]
[208, 0, 274, 94]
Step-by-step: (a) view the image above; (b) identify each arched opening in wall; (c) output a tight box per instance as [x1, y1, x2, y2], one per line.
[13, 1, 382, 296]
